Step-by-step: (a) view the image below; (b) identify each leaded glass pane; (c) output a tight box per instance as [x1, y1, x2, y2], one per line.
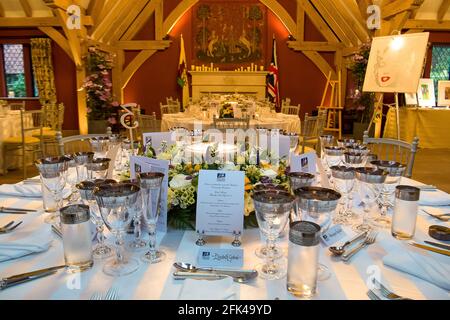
[430, 45, 450, 98]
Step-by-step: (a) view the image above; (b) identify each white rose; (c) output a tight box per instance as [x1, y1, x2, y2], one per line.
[169, 174, 191, 189]
[260, 168, 277, 179]
[221, 162, 240, 171]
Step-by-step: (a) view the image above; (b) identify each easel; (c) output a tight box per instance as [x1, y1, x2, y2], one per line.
[317, 70, 343, 139]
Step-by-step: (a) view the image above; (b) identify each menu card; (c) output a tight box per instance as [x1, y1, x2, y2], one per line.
[195, 170, 245, 237]
[130, 156, 169, 232]
[290, 151, 317, 174]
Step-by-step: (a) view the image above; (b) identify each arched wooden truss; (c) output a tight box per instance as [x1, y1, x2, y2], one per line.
[1, 0, 449, 133]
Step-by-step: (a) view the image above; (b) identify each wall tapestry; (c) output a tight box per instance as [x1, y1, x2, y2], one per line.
[192, 1, 266, 67]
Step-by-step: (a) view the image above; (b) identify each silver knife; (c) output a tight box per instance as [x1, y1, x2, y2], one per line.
[0, 207, 37, 212]
[173, 271, 229, 281]
[424, 241, 450, 251]
[0, 265, 65, 290]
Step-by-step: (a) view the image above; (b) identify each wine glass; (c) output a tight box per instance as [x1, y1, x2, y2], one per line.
[252, 190, 295, 280]
[323, 146, 345, 176]
[138, 172, 166, 264]
[283, 131, 299, 155]
[253, 183, 289, 259]
[94, 183, 141, 276]
[123, 178, 147, 251]
[64, 155, 79, 204]
[330, 166, 355, 225]
[319, 135, 334, 160]
[35, 157, 70, 224]
[86, 158, 111, 180]
[73, 152, 94, 183]
[77, 180, 115, 259]
[343, 152, 366, 168]
[294, 186, 341, 281]
[89, 137, 109, 159]
[288, 172, 315, 222]
[337, 138, 356, 148]
[370, 161, 406, 228]
[354, 167, 387, 232]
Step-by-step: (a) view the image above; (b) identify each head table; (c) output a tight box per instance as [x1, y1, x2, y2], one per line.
[0, 176, 448, 300]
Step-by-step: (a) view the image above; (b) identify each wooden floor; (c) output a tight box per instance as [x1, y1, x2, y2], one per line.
[1, 148, 449, 193]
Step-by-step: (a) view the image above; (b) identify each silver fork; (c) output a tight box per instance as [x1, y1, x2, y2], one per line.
[367, 289, 381, 300]
[0, 221, 23, 234]
[104, 287, 119, 300]
[373, 279, 413, 300]
[341, 231, 378, 262]
[0, 221, 15, 230]
[90, 292, 101, 300]
[422, 209, 450, 222]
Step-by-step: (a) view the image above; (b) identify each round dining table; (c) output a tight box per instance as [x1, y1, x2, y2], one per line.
[0, 175, 448, 300]
[161, 112, 301, 133]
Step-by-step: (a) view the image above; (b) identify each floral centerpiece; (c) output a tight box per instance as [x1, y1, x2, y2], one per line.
[219, 103, 234, 118]
[120, 142, 289, 229]
[82, 47, 119, 126]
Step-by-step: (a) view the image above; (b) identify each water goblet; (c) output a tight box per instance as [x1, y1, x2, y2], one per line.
[354, 167, 387, 232]
[73, 152, 94, 183]
[337, 138, 356, 148]
[252, 190, 295, 280]
[319, 135, 334, 159]
[370, 161, 406, 228]
[330, 166, 355, 224]
[138, 172, 166, 264]
[323, 146, 345, 175]
[122, 178, 147, 251]
[86, 158, 111, 180]
[365, 153, 378, 167]
[90, 137, 109, 158]
[77, 180, 115, 259]
[94, 183, 141, 276]
[64, 155, 79, 203]
[35, 157, 70, 224]
[345, 144, 370, 156]
[343, 152, 366, 168]
[282, 131, 299, 155]
[288, 172, 316, 222]
[294, 186, 341, 281]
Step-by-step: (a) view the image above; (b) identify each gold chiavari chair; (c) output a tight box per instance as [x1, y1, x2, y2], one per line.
[55, 128, 112, 156]
[363, 131, 419, 178]
[160, 103, 179, 115]
[299, 113, 320, 154]
[3, 107, 43, 179]
[281, 104, 301, 116]
[33, 103, 65, 156]
[8, 101, 26, 111]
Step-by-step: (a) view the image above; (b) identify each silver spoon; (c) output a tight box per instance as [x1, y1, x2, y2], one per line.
[329, 231, 368, 255]
[173, 262, 258, 281]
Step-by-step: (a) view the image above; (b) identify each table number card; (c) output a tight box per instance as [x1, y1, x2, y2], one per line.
[129, 156, 169, 232]
[195, 170, 245, 237]
[290, 151, 317, 174]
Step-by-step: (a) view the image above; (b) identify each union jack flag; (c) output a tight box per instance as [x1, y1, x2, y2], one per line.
[267, 36, 280, 110]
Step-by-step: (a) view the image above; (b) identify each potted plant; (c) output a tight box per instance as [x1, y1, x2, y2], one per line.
[348, 41, 375, 140]
[82, 47, 119, 134]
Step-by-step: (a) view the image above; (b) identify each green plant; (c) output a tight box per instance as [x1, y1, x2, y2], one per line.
[6, 73, 26, 97]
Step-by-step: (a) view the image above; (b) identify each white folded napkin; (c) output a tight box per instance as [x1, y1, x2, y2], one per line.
[419, 189, 450, 206]
[382, 240, 450, 291]
[0, 214, 52, 262]
[0, 184, 42, 198]
[178, 277, 236, 300]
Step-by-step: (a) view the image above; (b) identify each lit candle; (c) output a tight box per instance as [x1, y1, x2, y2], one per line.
[191, 65, 195, 71]
[260, 66, 264, 71]
[251, 63, 254, 71]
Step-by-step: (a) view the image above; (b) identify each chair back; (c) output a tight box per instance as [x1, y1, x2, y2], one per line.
[316, 109, 328, 136]
[281, 104, 300, 116]
[281, 98, 291, 107]
[43, 102, 65, 131]
[301, 113, 318, 138]
[213, 116, 250, 130]
[160, 103, 179, 115]
[20, 108, 44, 145]
[363, 130, 419, 178]
[56, 128, 112, 156]
[9, 101, 26, 111]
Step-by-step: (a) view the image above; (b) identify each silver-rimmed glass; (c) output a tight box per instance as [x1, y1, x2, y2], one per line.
[337, 138, 356, 148]
[35, 157, 70, 224]
[77, 180, 115, 259]
[89, 137, 109, 158]
[73, 152, 94, 182]
[343, 152, 366, 168]
[330, 166, 355, 225]
[64, 155, 78, 203]
[138, 172, 166, 264]
[294, 186, 341, 281]
[288, 172, 316, 222]
[252, 190, 294, 280]
[94, 183, 141, 276]
[122, 178, 147, 251]
[323, 146, 345, 174]
[319, 135, 334, 160]
[86, 158, 110, 180]
[283, 131, 299, 154]
[354, 167, 387, 232]
[370, 160, 406, 228]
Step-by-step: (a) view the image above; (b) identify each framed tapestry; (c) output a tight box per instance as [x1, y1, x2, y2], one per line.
[192, 0, 267, 68]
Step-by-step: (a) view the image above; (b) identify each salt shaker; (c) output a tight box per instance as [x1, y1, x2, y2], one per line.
[287, 221, 321, 298]
[60, 204, 94, 272]
[391, 185, 420, 240]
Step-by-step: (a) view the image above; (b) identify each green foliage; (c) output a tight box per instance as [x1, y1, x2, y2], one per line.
[168, 206, 196, 230]
[249, 6, 262, 20]
[6, 73, 26, 97]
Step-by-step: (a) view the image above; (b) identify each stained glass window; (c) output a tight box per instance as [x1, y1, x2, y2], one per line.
[3, 44, 26, 97]
[430, 45, 450, 98]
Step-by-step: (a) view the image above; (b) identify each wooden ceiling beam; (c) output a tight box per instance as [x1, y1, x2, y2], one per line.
[87, 0, 105, 24]
[38, 26, 73, 60]
[121, 0, 159, 41]
[0, 16, 92, 27]
[438, 0, 450, 23]
[100, 2, 140, 43]
[381, 0, 424, 20]
[20, 0, 33, 17]
[298, 0, 339, 43]
[287, 41, 343, 52]
[109, 0, 150, 44]
[115, 40, 172, 50]
[90, 0, 131, 41]
[0, 2, 4, 17]
[302, 51, 337, 79]
[404, 19, 450, 30]
[155, 0, 164, 40]
[296, 0, 305, 41]
[334, 0, 370, 43]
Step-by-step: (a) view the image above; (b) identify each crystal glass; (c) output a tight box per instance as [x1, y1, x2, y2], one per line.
[365, 154, 378, 167]
[283, 131, 299, 154]
[370, 161, 406, 228]
[354, 167, 387, 232]
[343, 152, 366, 168]
[252, 190, 294, 280]
[323, 146, 345, 175]
[319, 135, 334, 160]
[123, 179, 147, 251]
[288, 172, 315, 222]
[294, 186, 341, 281]
[94, 183, 141, 276]
[77, 180, 115, 259]
[110, 134, 124, 171]
[73, 152, 94, 183]
[330, 166, 355, 225]
[391, 185, 420, 240]
[252, 184, 289, 260]
[138, 172, 166, 264]
[337, 138, 356, 148]
[64, 155, 79, 204]
[89, 137, 109, 158]
[35, 157, 70, 224]
[86, 158, 110, 180]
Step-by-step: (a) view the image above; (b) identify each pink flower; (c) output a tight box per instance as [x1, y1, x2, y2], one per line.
[108, 117, 117, 124]
[98, 64, 105, 70]
[111, 101, 120, 107]
[101, 70, 109, 76]
[87, 108, 92, 113]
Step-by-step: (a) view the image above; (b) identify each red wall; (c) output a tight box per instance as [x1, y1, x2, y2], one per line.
[124, 4, 329, 120]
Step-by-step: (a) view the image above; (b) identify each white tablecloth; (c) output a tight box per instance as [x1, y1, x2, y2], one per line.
[0, 111, 33, 174]
[161, 112, 301, 133]
[0, 177, 449, 300]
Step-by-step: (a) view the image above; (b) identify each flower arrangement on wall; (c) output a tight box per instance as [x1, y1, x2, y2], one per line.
[82, 47, 119, 123]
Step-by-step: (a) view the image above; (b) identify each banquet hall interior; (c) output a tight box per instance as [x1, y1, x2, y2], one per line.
[0, 0, 449, 301]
